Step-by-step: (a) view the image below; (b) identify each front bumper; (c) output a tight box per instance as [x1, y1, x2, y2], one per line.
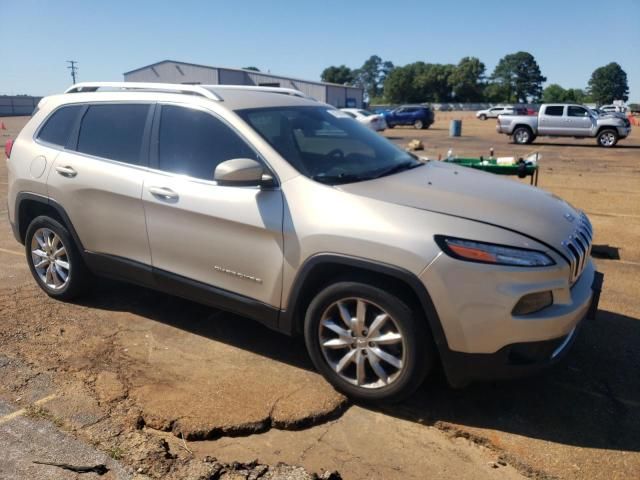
[441, 271, 603, 387]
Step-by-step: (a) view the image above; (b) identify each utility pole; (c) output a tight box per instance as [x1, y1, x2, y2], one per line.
[67, 60, 78, 84]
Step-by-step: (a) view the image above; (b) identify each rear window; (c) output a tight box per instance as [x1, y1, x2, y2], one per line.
[37, 105, 82, 147]
[545, 106, 564, 116]
[77, 104, 149, 164]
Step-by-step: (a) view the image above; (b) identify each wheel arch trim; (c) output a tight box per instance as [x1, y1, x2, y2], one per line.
[279, 253, 450, 355]
[14, 192, 86, 254]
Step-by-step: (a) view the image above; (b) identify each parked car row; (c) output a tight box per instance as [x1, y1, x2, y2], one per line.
[476, 105, 531, 120]
[342, 105, 436, 131]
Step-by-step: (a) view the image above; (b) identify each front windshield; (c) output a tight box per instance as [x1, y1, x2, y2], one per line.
[237, 106, 421, 185]
[357, 109, 374, 117]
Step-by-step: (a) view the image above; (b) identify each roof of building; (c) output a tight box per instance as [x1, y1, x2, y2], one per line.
[123, 59, 362, 90]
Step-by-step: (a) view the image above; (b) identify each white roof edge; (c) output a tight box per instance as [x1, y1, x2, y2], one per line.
[63, 82, 323, 103]
[64, 82, 222, 101]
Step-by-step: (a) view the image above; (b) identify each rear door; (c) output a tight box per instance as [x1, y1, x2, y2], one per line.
[566, 106, 595, 136]
[538, 105, 566, 135]
[47, 102, 153, 265]
[142, 103, 284, 309]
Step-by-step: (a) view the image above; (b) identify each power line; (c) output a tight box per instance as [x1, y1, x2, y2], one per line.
[67, 60, 78, 84]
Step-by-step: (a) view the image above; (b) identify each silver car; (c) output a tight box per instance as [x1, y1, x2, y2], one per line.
[6, 82, 603, 402]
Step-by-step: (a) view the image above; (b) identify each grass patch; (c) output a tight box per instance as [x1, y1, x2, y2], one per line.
[23, 404, 63, 427]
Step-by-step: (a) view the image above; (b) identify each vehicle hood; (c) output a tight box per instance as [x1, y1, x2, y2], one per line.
[337, 161, 580, 249]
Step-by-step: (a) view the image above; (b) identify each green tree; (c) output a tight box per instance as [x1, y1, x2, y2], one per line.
[542, 84, 591, 103]
[448, 57, 486, 102]
[320, 65, 355, 85]
[588, 62, 629, 104]
[383, 62, 455, 103]
[353, 55, 395, 99]
[542, 84, 568, 102]
[564, 88, 590, 104]
[243, 66, 260, 72]
[491, 51, 546, 102]
[383, 64, 419, 103]
[414, 63, 455, 102]
[483, 82, 510, 102]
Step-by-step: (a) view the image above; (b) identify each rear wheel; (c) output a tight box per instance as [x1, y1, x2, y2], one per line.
[413, 119, 424, 130]
[597, 129, 618, 147]
[304, 281, 433, 403]
[512, 126, 533, 144]
[25, 216, 90, 300]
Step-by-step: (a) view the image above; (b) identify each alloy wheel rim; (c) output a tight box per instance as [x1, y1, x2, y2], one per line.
[30, 228, 70, 290]
[601, 132, 615, 146]
[515, 129, 529, 143]
[318, 297, 406, 389]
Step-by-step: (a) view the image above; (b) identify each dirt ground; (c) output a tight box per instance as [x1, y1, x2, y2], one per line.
[0, 112, 638, 479]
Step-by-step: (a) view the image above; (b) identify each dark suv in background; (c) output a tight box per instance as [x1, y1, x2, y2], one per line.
[383, 105, 435, 130]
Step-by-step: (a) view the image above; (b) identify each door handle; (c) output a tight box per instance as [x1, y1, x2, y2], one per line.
[55, 165, 77, 178]
[148, 186, 179, 201]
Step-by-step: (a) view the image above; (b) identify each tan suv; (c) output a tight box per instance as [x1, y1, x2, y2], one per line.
[6, 82, 603, 402]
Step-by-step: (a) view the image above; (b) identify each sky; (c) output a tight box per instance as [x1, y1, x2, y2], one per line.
[2, 0, 639, 101]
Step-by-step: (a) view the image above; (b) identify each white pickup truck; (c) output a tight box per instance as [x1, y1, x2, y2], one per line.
[496, 103, 631, 147]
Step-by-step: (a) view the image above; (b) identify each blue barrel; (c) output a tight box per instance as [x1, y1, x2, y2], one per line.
[449, 119, 462, 137]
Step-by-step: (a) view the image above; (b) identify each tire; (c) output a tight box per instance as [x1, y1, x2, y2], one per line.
[304, 281, 434, 403]
[479, 114, 487, 121]
[387, 124, 395, 129]
[25, 216, 91, 300]
[413, 119, 424, 130]
[597, 129, 618, 147]
[512, 126, 533, 145]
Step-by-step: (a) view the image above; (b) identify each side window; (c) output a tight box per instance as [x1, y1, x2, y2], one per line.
[77, 104, 149, 164]
[37, 105, 82, 147]
[568, 106, 589, 117]
[545, 106, 564, 116]
[158, 105, 258, 181]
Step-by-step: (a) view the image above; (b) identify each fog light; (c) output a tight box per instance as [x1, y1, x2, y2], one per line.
[512, 291, 553, 315]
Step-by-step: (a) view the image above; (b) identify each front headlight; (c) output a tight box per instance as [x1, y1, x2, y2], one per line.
[435, 236, 555, 267]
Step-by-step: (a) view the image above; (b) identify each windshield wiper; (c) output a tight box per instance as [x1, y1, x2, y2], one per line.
[312, 173, 368, 185]
[369, 160, 423, 180]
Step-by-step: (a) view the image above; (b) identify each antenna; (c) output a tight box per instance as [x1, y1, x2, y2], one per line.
[67, 60, 78, 84]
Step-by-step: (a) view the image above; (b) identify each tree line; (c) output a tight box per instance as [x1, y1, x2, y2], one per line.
[321, 54, 629, 106]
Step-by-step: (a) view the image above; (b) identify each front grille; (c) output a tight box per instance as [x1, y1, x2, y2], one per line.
[562, 212, 593, 283]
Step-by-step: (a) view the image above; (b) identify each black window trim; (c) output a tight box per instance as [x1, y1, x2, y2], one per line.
[149, 101, 279, 188]
[34, 101, 155, 170]
[545, 105, 566, 116]
[33, 103, 85, 150]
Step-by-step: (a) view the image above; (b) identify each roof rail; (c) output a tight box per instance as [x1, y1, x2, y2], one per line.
[64, 82, 222, 100]
[203, 85, 317, 101]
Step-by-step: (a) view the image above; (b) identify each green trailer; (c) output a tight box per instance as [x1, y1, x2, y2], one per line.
[443, 153, 540, 186]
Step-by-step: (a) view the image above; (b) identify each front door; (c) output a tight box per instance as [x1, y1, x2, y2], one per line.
[566, 106, 595, 136]
[142, 103, 284, 309]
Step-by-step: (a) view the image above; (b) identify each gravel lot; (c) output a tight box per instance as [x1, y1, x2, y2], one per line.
[1, 112, 638, 479]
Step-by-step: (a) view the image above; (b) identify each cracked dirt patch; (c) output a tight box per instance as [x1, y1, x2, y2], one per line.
[0, 281, 347, 440]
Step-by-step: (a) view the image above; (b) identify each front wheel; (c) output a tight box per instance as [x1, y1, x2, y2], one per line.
[479, 114, 487, 121]
[413, 119, 424, 130]
[512, 126, 533, 144]
[304, 281, 433, 403]
[597, 129, 618, 147]
[25, 216, 91, 300]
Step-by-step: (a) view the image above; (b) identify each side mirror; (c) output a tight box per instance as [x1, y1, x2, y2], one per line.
[214, 158, 275, 187]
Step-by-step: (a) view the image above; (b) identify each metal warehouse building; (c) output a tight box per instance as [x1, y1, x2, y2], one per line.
[123, 60, 363, 108]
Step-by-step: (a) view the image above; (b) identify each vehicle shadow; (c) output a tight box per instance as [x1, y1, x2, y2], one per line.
[376, 308, 640, 452]
[77, 280, 639, 452]
[530, 142, 640, 149]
